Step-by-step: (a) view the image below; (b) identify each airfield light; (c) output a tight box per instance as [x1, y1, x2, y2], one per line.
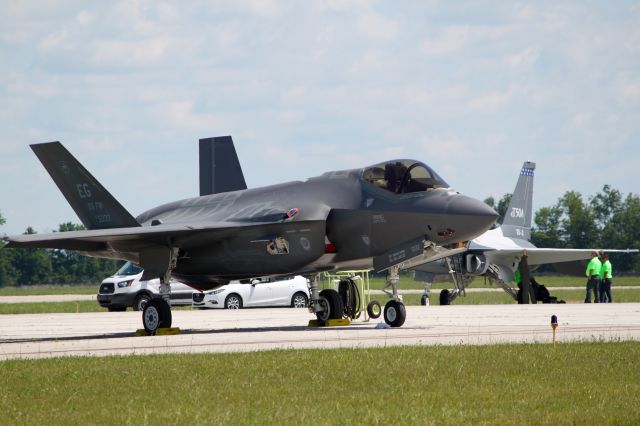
[551, 315, 558, 349]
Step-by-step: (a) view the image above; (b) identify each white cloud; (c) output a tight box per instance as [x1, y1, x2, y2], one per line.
[356, 13, 399, 40]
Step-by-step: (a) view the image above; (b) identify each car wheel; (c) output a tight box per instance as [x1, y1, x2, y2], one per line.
[225, 294, 243, 309]
[133, 293, 151, 311]
[367, 300, 382, 319]
[291, 292, 308, 308]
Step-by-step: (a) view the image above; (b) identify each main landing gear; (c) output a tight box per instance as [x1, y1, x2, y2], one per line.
[141, 248, 178, 335]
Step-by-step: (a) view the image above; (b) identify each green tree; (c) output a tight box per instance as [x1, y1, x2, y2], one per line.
[0, 210, 18, 286]
[531, 205, 564, 248]
[10, 227, 53, 285]
[557, 191, 598, 248]
[484, 193, 512, 224]
[49, 222, 120, 284]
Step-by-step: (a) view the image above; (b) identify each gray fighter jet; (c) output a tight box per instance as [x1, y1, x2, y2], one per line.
[5, 138, 498, 333]
[406, 161, 638, 305]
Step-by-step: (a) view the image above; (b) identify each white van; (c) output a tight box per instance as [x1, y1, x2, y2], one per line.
[97, 262, 196, 311]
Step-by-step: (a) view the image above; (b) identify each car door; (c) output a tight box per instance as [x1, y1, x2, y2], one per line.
[269, 277, 295, 306]
[244, 279, 272, 307]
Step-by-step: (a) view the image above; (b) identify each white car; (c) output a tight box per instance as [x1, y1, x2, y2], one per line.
[97, 261, 196, 311]
[192, 275, 309, 309]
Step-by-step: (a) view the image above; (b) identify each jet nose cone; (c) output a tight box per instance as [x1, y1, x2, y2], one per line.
[446, 195, 499, 241]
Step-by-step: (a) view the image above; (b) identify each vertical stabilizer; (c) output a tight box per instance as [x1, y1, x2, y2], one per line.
[501, 161, 535, 240]
[30, 142, 140, 230]
[199, 136, 247, 196]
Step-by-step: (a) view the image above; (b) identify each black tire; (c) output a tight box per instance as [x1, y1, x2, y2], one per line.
[420, 294, 429, 306]
[142, 298, 172, 334]
[108, 306, 126, 312]
[384, 300, 406, 327]
[133, 293, 151, 311]
[439, 289, 450, 305]
[291, 292, 308, 308]
[316, 289, 344, 322]
[367, 300, 382, 319]
[517, 289, 524, 304]
[224, 293, 243, 309]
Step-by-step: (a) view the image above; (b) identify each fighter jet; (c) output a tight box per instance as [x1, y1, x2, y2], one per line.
[405, 161, 638, 305]
[5, 138, 498, 333]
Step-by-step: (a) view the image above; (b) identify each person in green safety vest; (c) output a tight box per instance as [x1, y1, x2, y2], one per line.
[600, 252, 613, 303]
[584, 251, 602, 303]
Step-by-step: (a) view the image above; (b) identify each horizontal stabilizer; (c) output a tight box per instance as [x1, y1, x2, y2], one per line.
[486, 247, 639, 266]
[30, 142, 140, 230]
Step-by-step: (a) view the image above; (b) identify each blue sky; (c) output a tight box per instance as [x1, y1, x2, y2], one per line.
[1, 1, 639, 235]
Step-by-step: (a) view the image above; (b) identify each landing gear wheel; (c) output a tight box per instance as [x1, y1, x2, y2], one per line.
[291, 292, 308, 308]
[142, 298, 172, 335]
[384, 300, 406, 327]
[420, 294, 430, 306]
[316, 289, 344, 323]
[225, 294, 243, 309]
[439, 289, 450, 306]
[367, 300, 382, 319]
[133, 293, 151, 311]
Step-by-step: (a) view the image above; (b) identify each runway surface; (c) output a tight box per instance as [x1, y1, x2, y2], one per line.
[1, 303, 640, 360]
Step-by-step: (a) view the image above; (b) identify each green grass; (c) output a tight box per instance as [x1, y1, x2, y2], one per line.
[0, 284, 97, 296]
[393, 275, 640, 290]
[1, 342, 638, 424]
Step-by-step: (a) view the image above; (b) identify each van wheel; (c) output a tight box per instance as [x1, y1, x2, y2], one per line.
[134, 294, 151, 311]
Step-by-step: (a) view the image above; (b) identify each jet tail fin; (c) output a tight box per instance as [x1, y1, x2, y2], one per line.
[199, 136, 247, 196]
[501, 161, 535, 240]
[30, 142, 140, 230]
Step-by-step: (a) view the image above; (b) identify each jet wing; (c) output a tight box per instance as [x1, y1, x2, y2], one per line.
[3, 221, 291, 252]
[485, 247, 638, 266]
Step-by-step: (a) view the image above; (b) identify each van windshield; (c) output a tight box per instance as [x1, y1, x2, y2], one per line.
[116, 261, 143, 276]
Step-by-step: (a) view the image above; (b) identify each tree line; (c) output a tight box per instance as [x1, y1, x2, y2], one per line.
[1, 184, 639, 286]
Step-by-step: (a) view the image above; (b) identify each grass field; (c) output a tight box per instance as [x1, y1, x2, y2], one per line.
[0, 284, 97, 296]
[1, 342, 638, 424]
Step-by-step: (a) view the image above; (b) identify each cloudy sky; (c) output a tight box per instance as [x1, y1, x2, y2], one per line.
[1, 1, 638, 235]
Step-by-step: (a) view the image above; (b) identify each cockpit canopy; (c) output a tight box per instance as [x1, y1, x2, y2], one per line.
[361, 159, 449, 194]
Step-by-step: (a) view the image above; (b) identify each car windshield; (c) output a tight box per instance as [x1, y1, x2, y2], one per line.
[115, 261, 143, 276]
[361, 159, 448, 194]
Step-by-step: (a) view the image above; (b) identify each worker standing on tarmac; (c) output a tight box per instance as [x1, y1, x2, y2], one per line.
[600, 253, 613, 303]
[584, 251, 602, 303]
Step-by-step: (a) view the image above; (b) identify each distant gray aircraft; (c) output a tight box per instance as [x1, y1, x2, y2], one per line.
[5, 138, 498, 333]
[406, 161, 638, 305]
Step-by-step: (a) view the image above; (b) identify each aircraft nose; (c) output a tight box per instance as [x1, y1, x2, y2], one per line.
[446, 194, 499, 241]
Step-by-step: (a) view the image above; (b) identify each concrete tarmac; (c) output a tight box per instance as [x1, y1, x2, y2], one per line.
[1, 304, 640, 360]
